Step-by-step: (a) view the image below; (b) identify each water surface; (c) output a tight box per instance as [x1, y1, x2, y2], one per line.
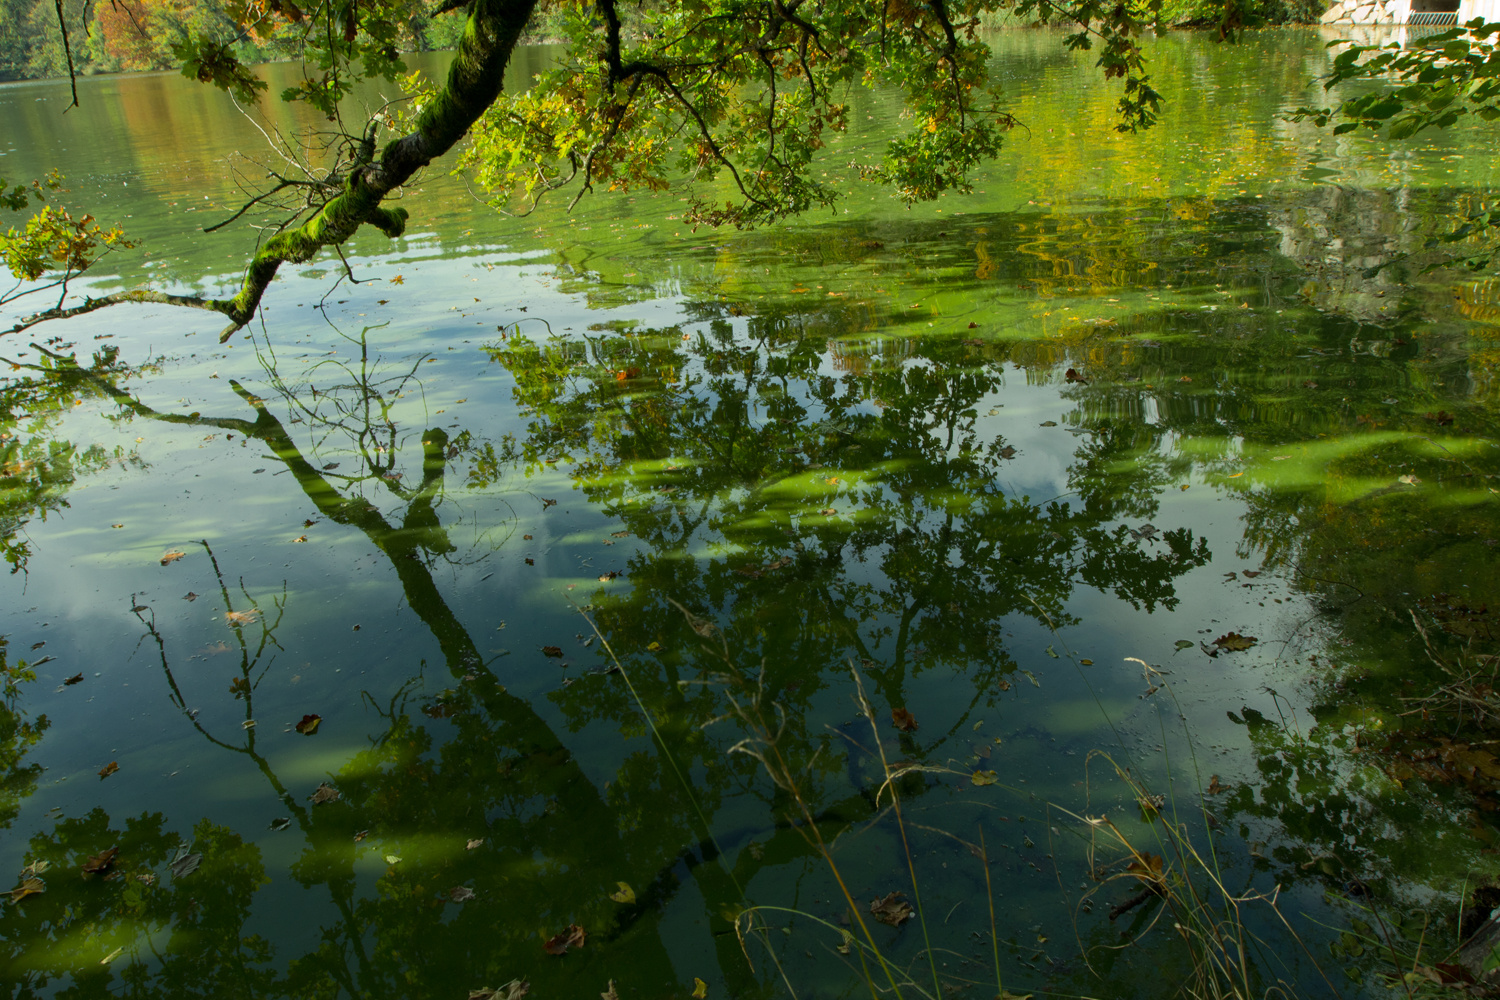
[2, 27, 1499, 999]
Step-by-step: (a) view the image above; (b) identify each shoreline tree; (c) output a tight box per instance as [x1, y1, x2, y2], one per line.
[2, 0, 1163, 342]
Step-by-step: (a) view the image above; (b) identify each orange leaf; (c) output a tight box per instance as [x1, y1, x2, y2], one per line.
[159, 550, 185, 565]
[891, 707, 918, 732]
[98, 761, 119, 779]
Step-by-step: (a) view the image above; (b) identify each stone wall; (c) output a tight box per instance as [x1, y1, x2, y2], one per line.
[1320, 0, 1404, 24]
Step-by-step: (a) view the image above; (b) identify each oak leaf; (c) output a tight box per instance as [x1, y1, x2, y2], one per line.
[98, 761, 119, 779]
[294, 714, 322, 735]
[870, 891, 913, 927]
[1211, 632, 1256, 652]
[309, 782, 340, 805]
[82, 847, 119, 874]
[891, 707, 918, 732]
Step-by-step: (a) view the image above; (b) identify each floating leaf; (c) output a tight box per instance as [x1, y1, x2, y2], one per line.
[1127, 853, 1165, 881]
[600, 983, 619, 1000]
[609, 881, 635, 904]
[389, 274, 405, 284]
[384, 855, 401, 865]
[6, 877, 44, 902]
[817, 507, 837, 516]
[310, 782, 340, 805]
[100, 946, 124, 964]
[466, 838, 485, 850]
[1137, 793, 1165, 818]
[450, 885, 475, 902]
[183, 592, 198, 601]
[646, 641, 662, 652]
[294, 714, 322, 735]
[82, 847, 119, 874]
[1174, 640, 1194, 650]
[160, 550, 185, 565]
[1212, 632, 1257, 652]
[891, 707, 918, 733]
[1206, 775, 1227, 795]
[269, 817, 291, 831]
[692, 978, 708, 999]
[98, 761, 119, 780]
[468, 981, 529, 1000]
[1398, 474, 1421, 485]
[541, 646, 564, 658]
[870, 891, 913, 927]
[292, 535, 308, 543]
[1021, 670, 1040, 687]
[543, 923, 587, 955]
[225, 609, 261, 627]
[972, 769, 998, 786]
[63, 673, 83, 686]
[169, 852, 202, 878]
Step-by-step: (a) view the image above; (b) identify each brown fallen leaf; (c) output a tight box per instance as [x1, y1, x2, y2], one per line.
[450, 885, 476, 902]
[82, 847, 119, 874]
[1206, 775, 1227, 795]
[891, 707, 918, 732]
[466, 838, 485, 850]
[294, 714, 322, 735]
[98, 761, 119, 780]
[225, 609, 261, 626]
[817, 508, 837, 516]
[160, 550, 185, 566]
[1065, 367, 1088, 384]
[1212, 632, 1257, 652]
[310, 782, 340, 805]
[292, 535, 308, 543]
[63, 673, 84, 686]
[30, 642, 44, 650]
[1127, 852, 1165, 882]
[543, 923, 587, 955]
[870, 891, 913, 927]
[183, 592, 198, 601]
[469, 982, 529, 1000]
[6, 877, 44, 902]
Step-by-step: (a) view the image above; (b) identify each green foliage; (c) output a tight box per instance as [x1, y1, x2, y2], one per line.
[1155, 0, 1325, 29]
[0, 169, 61, 212]
[450, 0, 1162, 230]
[0, 202, 135, 282]
[1292, 20, 1500, 270]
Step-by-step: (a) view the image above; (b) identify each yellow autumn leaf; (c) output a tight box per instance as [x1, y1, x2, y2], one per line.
[692, 978, 708, 999]
[972, 770, 998, 786]
[609, 881, 635, 904]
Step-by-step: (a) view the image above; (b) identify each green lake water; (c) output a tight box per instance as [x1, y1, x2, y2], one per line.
[2, 25, 1500, 999]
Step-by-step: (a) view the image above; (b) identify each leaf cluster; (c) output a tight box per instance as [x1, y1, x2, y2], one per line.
[451, 0, 1163, 229]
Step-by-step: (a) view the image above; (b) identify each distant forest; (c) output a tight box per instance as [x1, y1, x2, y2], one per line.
[0, 0, 569, 82]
